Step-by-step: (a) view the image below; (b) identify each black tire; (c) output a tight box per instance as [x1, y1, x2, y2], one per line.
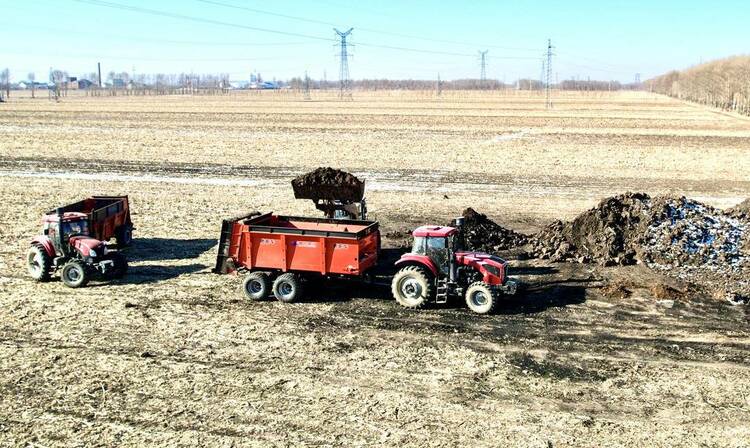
[464, 282, 498, 314]
[27, 245, 52, 282]
[272, 273, 303, 303]
[391, 266, 433, 309]
[242, 272, 271, 301]
[61, 260, 89, 288]
[116, 225, 133, 248]
[110, 252, 128, 279]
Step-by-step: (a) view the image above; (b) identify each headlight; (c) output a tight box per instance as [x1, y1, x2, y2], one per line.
[89, 249, 97, 258]
[102, 245, 109, 255]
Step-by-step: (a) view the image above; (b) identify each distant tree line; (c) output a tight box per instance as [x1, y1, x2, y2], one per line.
[644, 56, 750, 115]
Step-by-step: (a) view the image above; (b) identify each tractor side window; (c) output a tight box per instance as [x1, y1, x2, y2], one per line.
[426, 237, 450, 273]
[412, 237, 426, 255]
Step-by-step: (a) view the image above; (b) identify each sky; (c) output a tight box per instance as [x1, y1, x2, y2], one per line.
[1, 0, 748, 83]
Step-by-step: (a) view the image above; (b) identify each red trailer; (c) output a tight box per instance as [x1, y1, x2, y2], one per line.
[214, 212, 380, 302]
[47, 196, 134, 247]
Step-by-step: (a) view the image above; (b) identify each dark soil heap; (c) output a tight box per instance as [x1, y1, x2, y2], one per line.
[729, 198, 750, 219]
[530, 193, 652, 266]
[291, 167, 364, 203]
[453, 208, 528, 253]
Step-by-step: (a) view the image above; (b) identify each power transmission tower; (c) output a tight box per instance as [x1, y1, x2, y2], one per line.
[303, 70, 311, 100]
[479, 50, 488, 84]
[436, 73, 442, 97]
[334, 27, 353, 100]
[634, 73, 641, 85]
[545, 39, 554, 109]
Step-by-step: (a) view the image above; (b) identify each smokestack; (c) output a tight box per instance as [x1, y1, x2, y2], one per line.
[97, 62, 102, 88]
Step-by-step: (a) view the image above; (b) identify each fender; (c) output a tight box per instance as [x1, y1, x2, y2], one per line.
[395, 254, 438, 277]
[31, 236, 55, 257]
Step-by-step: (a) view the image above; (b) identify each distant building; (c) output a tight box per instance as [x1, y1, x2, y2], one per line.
[78, 79, 94, 89]
[66, 77, 79, 90]
[112, 79, 126, 88]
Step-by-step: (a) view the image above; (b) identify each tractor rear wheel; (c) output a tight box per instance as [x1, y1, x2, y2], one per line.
[391, 266, 433, 309]
[116, 225, 133, 248]
[272, 273, 303, 303]
[27, 245, 52, 282]
[464, 282, 498, 314]
[61, 260, 89, 288]
[243, 272, 271, 301]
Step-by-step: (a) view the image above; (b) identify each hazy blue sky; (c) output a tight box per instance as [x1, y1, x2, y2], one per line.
[1, 0, 747, 83]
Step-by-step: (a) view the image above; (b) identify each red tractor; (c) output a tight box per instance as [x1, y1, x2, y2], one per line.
[391, 218, 518, 314]
[27, 209, 128, 288]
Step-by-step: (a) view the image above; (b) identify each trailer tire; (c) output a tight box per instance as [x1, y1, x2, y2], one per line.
[243, 272, 271, 301]
[273, 273, 303, 303]
[391, 266, 433, 309]
[465, 282, 498, 314]
[116, 225, 133, 248]
[27, 245, 52, 282]
[61, 260, 89, 288]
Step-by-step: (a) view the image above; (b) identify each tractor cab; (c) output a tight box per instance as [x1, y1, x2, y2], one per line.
[41, 212, 100, 256]
[391, 218, 518, 314]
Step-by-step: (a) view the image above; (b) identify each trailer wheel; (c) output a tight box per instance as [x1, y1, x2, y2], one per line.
[272, 273, 303, 303]
[243, 272, 271, 301]
[116, 225, 133, 248]
[391, 266, 433, 309]
[110, 252, 128, 279]
[464, 282, 498, 314]
[27, 245, 52, 282]
[61, 260, 89, 288]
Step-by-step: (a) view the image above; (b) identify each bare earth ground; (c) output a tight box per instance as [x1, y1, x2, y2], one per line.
[1, 90, 749, 447]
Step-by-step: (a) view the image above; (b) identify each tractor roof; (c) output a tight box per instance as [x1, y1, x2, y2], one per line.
[412, 225, 457, 238]
[42, 212, 88, 223]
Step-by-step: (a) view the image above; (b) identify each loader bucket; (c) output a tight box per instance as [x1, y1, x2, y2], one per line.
[291, 167, 365, 203]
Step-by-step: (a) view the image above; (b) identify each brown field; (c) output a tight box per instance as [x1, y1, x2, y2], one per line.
[1, 90, 749, 447]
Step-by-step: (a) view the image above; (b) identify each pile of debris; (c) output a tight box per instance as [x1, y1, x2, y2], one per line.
[641, 197, 749, 301]
[729, 198, 750, 219]
[530, 193, 651, 265]
[454, 208, 528, 253]
[529, 192, 750, 300]
[291, 167, 364, 203]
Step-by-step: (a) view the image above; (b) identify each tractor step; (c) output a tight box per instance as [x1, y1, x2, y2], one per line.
[435, 283, 450, 304]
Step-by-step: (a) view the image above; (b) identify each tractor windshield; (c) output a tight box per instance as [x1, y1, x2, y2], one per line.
[62, 220, 90, 238]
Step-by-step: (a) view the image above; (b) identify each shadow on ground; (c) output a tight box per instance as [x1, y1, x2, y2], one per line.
[125, 238, 217, 261]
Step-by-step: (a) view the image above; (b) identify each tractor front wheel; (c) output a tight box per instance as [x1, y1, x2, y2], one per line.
[272, 273, 303, 303]
[27, 245, 52, 282]
[243, 272, 271, 301]
[464, 282, 498, 314]
[391, 266, 433, 309]
[61, 260, 89, 288]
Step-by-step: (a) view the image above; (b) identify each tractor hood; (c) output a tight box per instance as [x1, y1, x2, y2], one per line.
[70, 236, 105, 257]
[455, 251, 506, 265]
[455, 251, 507, 285]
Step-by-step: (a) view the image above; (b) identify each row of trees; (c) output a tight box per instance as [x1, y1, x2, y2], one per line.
[644, 56, 750, 115]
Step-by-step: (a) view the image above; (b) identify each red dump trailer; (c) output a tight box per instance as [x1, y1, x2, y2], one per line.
[214, 212, 380, 302]
[47, 196, 134, 247]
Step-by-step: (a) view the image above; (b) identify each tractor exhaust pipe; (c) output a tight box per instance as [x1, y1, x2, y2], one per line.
[450, 216, 464, 283]
[57, 207, 67, 257]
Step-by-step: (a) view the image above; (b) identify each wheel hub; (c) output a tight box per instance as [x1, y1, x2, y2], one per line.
[471, 291, 488, 306]
[401, 278, 422, 299]
[249, 280, 263, 294]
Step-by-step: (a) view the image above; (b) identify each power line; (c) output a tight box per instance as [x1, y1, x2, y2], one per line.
[193, 0, 541, 52]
